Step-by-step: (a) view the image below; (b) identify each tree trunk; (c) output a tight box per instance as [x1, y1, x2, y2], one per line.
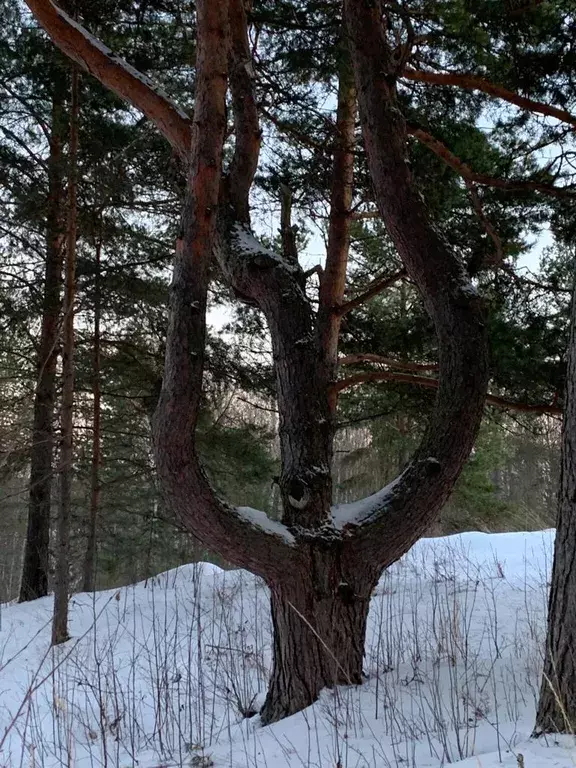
[24, 0, 488, 723]
[260, 557, 377, 723]
[19, 80, 66, 603]
[52, 64, 79, 646]
[534, 269, 576, 734]
[82, 232, 102, 593]
[318, 43, 355, 385]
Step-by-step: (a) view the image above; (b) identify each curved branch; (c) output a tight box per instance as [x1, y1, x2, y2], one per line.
[409, 124, 576, 199]
[23, 0, 191, 156]
[332, 368, 561, 416]
[339, 353, 438, 371]
[337, 268, 406, 316]
[152, 0, 295, 579]
[403, 67, 576, 129]
[345, 0, 489, 568]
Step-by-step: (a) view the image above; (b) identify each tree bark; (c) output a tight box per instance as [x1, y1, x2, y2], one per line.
[260, 558, 377, 723]
[318, 43, 356, 387]
[82, 230, 102, 593]
[534, 268, 576, 734]
[52, 64, 79, 645]
[19, 75, 66, 603]
[25, 0, 489, 722]
[343, 0, 489, 569]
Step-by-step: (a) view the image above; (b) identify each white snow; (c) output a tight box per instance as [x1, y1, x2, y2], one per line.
[231, 223, 301, 274]
[331, 475, 403, 529]
[0, 529, 572, 768]
[460, 281, 479, 298]
[236, 505, 296, 545]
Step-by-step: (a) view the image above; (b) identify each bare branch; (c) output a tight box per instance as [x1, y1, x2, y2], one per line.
[23, 0, 191, 156]
[339, 353, 438, 371]
[408, 124, 576, 199]
[337, 268, 406, 316]
[403, 66, 576, 129]
[332, 369, 561, 416]
[303, 264, 324, 280]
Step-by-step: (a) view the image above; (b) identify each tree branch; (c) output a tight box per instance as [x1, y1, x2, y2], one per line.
[332, 369, 561, 416]
[337, 268, 406, 316]
[23, 0, 191, 156]
[344, 0, 489, 569]
[227, 0, 261, 220]
[408, 124, 576, 199]
[339, 353, 438, 371]
[403, 67, 576, 129]
[153, 0, 295, 579]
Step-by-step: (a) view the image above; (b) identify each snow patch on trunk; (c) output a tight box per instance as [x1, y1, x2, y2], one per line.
[330, 475, 404, 529]
[236, 506, 296, 545]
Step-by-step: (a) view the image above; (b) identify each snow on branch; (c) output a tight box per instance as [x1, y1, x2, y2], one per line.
[236, 507, 296, 545]
[331, 477, 404, 530]
[24, 0, 191, 156]
[230, 222, 302, 275]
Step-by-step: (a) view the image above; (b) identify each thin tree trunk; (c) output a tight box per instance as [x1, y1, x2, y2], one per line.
[82, 231, 101, 593]
[534, 267, 576, 733]
[318, 45, 356, 396]
[52, 64, 79, 645]
[19, 81, 66, 603]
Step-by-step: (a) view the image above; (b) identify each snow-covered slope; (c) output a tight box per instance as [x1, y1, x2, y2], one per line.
[1, 530, 574, 768]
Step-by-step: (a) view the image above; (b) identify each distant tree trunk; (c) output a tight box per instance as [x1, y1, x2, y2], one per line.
[82, 230, 102, 593]
[52, 65, 79, 645]
[19, 76, 66, 603]
[318, 44, 355, 391]
[534, 267, 576, 733]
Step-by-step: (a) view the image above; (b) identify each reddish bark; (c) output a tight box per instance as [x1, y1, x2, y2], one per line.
[318, 46, 356, 372]
[403, 67, 576, 129]
[26, 0, 492, 723]
[24, 0, 191, 156]
[333, 366, 561, 416]
[409, 124, 576, 200]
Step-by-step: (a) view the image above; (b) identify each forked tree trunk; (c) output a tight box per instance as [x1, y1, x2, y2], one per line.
[19, 79, 66, 603]
[534, 269, 576, 734]
[52, 64, 79, 646]
[24, 0, 489, 724]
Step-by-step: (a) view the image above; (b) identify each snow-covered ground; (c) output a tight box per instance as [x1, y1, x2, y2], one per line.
[1, 530, 574, 768]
